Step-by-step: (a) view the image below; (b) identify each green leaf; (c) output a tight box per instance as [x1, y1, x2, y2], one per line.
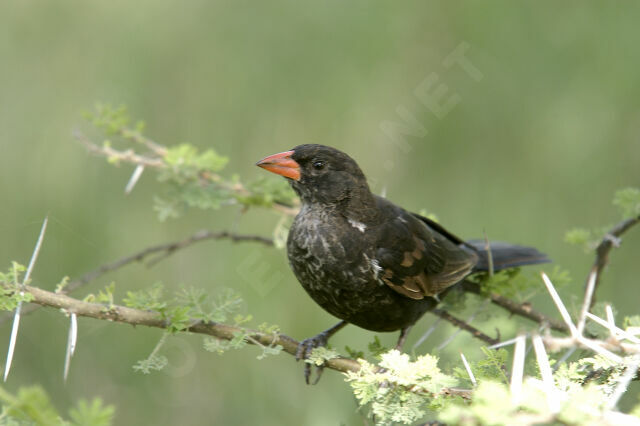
[367, 336, 389, 359]
[613, 187, 640, 219]
[1, 385, 61, 425]
[123, 283, 166, 311]
[132, 354, 168, 374]
[565, 227, 593, 250]
[69, 398, 115, 426]
[306, 347, 340, 366]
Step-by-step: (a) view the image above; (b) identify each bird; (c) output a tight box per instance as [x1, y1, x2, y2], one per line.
[256, 144, 549, 383]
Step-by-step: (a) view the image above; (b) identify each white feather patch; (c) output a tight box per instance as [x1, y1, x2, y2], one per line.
[348, 218, 366, 232]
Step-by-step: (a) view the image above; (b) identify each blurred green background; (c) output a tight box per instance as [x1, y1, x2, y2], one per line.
[1, 1, 639, 424]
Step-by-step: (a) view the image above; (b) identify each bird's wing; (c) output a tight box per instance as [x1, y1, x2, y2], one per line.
[374, 202, 478, 300]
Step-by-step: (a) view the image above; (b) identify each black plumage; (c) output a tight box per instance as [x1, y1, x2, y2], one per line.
[256, 144, 549, 382]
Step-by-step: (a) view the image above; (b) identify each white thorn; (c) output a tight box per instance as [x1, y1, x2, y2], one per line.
[412, 318, 441, 349]
[555, 347, 578, 369]
[605, 305, 616, 336]
[23, 216, 49, 288]
[64, 313, 78, 382]
[541, 272, 578, 336]
[124, 165, 145, 195]
[4, 301, 22, 382]
[576, 335, 623, 363]
[532, 334, 560, 413]
[459, 352, 476, 387]
[510, 334, 526, 405]
[607, 358, 640, 409]
[488, 336, 520, 350]
[577, 269, 597, 335]
[4, 216, 49, 382]
[585, 312, 640, 344]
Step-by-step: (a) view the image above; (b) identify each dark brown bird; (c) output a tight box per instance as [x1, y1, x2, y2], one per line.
[256, 144, 549, 383]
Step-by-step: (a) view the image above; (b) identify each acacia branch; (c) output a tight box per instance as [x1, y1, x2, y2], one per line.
[0, 230, 274, 325]
[431, 309, 499, 346]
[16, 284, 472, 398]
[588, 214, 640, 309]
[460, 280, 568, 333]
[23, 284, 361, 374]
[74, 129, 299, 216]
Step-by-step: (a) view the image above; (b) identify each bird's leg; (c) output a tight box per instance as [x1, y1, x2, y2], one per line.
[394, 326, 413, 351]
[296, 320, 348, 385]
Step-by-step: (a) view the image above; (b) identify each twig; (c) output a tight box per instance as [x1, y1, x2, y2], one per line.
[0, 230, 274, 325]
[74, 129, 300, 217]
[75, 129, 165, 168]
[431, 309, 498, 346]
[11, 284, 472, 398]
[435, 300, 490, 350]
[588, 214, 640, 309]
[461, 280, 568, 333]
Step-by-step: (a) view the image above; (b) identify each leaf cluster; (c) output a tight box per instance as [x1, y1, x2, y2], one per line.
[0, 385, 114, 426]
[0, 262, 34, 312]
[82, 103, 297, 222]
[345, 350, 458, 425]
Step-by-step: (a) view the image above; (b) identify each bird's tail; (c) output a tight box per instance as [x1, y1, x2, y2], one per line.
[465, 240, 550, 272]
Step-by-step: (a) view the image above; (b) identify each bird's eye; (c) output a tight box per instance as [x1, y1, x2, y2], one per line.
[312, 160, 325, 170]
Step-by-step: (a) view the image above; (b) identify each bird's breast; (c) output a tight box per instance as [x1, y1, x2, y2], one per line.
[287, 207, 377, 288]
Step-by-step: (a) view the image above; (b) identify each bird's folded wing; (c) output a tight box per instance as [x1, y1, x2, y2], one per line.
[375, 212, 478, 300]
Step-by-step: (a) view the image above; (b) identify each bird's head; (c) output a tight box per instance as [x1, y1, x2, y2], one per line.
[256, 144, 371, 207]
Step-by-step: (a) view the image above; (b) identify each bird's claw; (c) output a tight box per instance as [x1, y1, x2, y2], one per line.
[296, 332, 330, 385]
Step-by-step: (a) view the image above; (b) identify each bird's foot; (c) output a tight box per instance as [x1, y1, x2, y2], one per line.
[296, 332, 331, 385]
[296, 321, 348, 385]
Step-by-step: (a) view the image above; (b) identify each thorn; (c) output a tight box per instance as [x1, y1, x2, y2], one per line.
[607, 358, 640, 409]
[488, 336, 520, 350]
[4, 216, 49, 381]
[605, 305, 616, 335]
[532, 334, 560, 413]
[412, 318, 441, 349]
[459, 352, 476, 387]
[576, 269, 597, 335]
[541, 272, 578, 336]
[22, 216, 49, 289]
[4, 301, 22, 382]
[575, 335, 622, 363]
[585, 312, 640, 344]
[124, 165, 145, 195]
[63, 313, 78, 382]
[555, 347, 577, 369]
[510, 334, 526, 405]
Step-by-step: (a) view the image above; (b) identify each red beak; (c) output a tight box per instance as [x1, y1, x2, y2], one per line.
[256, 150, 301, 181]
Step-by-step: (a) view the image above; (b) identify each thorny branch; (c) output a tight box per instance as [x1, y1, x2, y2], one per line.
[431, 309, 499, 346]
[0, 230, 273, 325]
[587, 214, 640, 309]
[73, 129, 299, 216]
[460, 281, 568, 333]
[13, 284, 472, 399]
